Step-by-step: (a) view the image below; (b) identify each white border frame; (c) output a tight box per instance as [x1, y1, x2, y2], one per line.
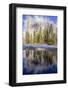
[16, 7, 64, 83]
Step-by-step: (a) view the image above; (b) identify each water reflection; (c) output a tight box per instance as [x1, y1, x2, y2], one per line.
[23, 48, 57, 75]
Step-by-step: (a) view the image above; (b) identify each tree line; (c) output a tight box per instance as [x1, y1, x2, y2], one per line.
[24, 24, 57, 45]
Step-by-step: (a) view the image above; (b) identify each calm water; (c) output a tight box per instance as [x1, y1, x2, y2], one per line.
[23, 48, 57, 75]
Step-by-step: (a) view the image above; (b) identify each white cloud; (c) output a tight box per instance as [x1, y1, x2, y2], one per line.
[23, 15, 57, 32]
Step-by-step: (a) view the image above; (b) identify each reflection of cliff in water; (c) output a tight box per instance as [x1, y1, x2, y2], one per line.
[23, 48, 57, 75]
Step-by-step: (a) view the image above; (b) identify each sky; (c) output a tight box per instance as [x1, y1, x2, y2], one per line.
[22, 15, 57, 31]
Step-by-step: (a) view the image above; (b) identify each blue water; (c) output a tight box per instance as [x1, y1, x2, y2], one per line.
[23, 58, 57, 75]
[23, 48, 57, 75]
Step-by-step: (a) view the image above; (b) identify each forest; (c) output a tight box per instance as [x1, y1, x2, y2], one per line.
[24, 24, 57, 45]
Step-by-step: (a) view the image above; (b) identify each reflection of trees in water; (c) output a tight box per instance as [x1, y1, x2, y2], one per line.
[24, 49, 57, 67]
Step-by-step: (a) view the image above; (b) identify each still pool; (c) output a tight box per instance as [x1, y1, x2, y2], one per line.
[23, 48, 57, 75]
